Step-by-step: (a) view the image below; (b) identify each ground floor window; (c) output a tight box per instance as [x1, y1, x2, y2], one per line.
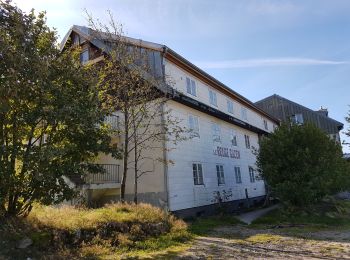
[216, 164, 225, 185]
[193, 163, 204, 185]
[249, 166, 255, 183]
[234, 166, 242, 183]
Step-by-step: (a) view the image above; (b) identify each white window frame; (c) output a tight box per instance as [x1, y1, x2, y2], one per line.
[211, 123, 221, 142]
[234, 166, 242, 184]
[227, 100, 234, 114]
[230, 129, 238, 146]
[186, 77, 197, 96]
[241, 107, 248, 121]
[290, 113, 304, 125]
[263, 119, 268, 130]
[244, 134, 250, 149]
[249, 167, 255, 183]
[216, 164, 225, 185]
[193, 163, 204, 185]
[209, 89, 217, 107]
[188, 114, 200, 138]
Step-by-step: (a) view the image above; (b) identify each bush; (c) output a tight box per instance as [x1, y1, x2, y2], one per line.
[256, 123, 350, 207]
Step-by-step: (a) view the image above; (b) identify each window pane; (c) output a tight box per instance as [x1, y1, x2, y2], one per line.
[191, 80, 196, 96]
[186, 78, 191, 94]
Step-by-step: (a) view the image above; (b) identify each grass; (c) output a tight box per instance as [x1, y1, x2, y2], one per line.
[252, 200, 350, 228]
[0, 203, 193, 259]
[189, 215, 244, 236]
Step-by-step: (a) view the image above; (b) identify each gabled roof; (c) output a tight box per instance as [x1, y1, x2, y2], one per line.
[60, 25, 280, 124]
[60, 25, 164, 53]
[255, 94, 343, 128]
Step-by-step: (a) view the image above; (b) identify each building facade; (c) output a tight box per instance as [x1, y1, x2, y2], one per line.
[255, 95, 343, 143]
[61, 26, 279, 217]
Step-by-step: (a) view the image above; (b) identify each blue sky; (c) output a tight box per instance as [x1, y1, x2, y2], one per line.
[14, 0, 350, 152]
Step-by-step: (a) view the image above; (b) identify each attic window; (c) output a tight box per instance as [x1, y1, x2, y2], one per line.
[80, 49, 89, 64]
[73, 34, 80, 45]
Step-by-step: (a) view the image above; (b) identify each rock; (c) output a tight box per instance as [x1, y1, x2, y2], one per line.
[16, 237, 33, 249]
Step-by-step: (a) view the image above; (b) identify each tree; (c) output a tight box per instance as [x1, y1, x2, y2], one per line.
[86, 13, 188, 203]
[345, 107, 350, 149]
[0, 1, 112, 216]
[256, 123, 349, 207]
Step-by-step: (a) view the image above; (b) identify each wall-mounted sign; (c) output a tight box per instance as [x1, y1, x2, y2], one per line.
[213, 146, 240, 159]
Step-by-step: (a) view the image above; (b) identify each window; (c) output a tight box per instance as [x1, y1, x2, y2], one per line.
[216, 165, 225, 185]
[211, 123, 221, 142]
[188, 115, 200, 137]
[249, 167, 255, 183]
[104, 115, 119, 130]
[193, 163, 204, 185]
[234, 166, 242, 183]
[290, 113, 304, 125]
[227, 100, 234, 114]
[80, 49, 89, 64]
[73, 34, 80, 45]
[263, 119, 268, 130]
[230, 129, 237, 146]
[209, 89, 217, 106]
[241, 107, 247, 121]
[186, 77, 197, 96]
[244, 135, 250, 149]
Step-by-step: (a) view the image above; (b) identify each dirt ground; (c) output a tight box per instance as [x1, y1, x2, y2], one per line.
[176, 225, 350, 259]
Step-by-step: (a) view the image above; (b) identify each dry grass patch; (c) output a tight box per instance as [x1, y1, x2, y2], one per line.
[0, 203, 192, 259]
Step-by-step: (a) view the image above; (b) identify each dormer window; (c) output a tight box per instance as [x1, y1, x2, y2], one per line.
[80, 49, 89, 64]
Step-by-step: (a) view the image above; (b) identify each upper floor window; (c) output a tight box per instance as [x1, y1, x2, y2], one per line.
[290, 113, 304, 125]
[230, 129, 238, 146]
[186, 77, 197, 96]
[73, 34, 80, 45]
[263, 119, 268, 130]
[249, 167, 255, 183]
[241, 107, 248, 121]
[244, 134, 250, 149]
[234, 166, 242, 184]
[193, 163, 204, 185]
[216, 165, 225, 185]
[209, 89, 217, 106]
[80, 49, 89, 64]
[227, 100, 234, 114]
[211, 123, 221, 142]
[188, 115, 200, 138]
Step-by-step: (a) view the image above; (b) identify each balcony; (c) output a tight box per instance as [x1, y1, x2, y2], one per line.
[85, 164, 120, 187]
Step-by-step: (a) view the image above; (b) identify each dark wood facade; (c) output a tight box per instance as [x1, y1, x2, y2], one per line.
[255, 95, 343, 135]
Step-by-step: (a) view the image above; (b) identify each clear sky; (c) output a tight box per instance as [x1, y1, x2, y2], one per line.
[14, 0, 350, 152]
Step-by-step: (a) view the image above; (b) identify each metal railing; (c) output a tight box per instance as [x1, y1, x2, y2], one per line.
[85, 164, 120, 184]
[104, 115, 119, 130]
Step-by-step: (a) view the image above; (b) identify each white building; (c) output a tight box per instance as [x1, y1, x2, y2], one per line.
[61, 26, 279, 217]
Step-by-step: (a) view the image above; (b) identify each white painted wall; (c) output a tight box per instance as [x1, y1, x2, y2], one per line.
[166, 100, 266, 212]
[164, 59, 277, 133]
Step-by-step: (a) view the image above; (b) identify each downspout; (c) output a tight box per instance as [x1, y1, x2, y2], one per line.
[161, 46, 170, 212]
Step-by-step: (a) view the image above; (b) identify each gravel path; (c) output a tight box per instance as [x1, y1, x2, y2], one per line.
[176, 225, 350, 259]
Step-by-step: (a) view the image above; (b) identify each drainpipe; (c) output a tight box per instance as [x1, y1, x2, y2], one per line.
[161, 46, 170, 211]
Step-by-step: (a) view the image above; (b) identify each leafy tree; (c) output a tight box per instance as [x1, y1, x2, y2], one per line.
[86, 13, 188, 203]
[256, 123, 349, 207]
[0, 1, 112, 216]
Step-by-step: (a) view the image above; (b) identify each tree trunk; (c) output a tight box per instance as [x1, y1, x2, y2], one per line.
[132, 108, 138, 204]
[133, 136, 138, 204]
[120, 109, 129, 203]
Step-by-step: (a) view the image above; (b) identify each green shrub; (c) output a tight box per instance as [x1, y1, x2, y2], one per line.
[256, 123, 350, 207]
